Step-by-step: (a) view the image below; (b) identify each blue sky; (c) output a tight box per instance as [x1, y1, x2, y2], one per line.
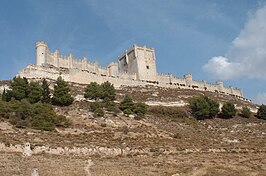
[0, 0, 266, 104]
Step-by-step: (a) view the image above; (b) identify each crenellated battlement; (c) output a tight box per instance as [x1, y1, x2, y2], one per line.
[19, 41, 246, 100]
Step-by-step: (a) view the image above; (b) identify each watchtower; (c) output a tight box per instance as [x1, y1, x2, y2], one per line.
[118, 45, 157, 81]
[184, 73, 193, 87]
[36, 41, 48, 66]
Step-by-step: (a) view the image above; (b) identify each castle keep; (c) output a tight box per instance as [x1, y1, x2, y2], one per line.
[18, 41, 245, 99]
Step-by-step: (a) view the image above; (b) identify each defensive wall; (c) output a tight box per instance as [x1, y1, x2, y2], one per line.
[18, 41, 246, 100]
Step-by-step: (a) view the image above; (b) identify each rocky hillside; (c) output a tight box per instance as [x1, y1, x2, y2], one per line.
[0, 80, 265, 176]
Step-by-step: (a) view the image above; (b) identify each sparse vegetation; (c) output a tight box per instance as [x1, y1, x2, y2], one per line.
[41, 79, 51, 103]
[149, 106, 189, 119]
[89, 101, 103, 112]
[133, 102, 148, 118]
[0, 98, 68, 131]
[119, 95, 134, 113]
[94, 108, 105, 117]
[189, 95, 219, 120]
[104, 99, 120, 113]
[27, 81, 42, 103]
[84, 81, 116, 101]
[1, 89, 6, 101]
[239, 106, 252, 118]
[84, 82, 102, 100]
[4, 77, 52, 104]
[173, 132, 182, 139]
[100, 123, 107, 127]
[85, 81, 117, 117]
[5, 76, 30, 101]
[221, 102, 237, 118]
[257, 104, 266, 120]
[100, 81, 116, 101]
[119, 95, 148, 118]
[89, 101, 120, 117]
[52, 76, 73, 106]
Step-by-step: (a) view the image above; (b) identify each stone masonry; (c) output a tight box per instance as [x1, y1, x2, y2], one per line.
[18, 41, 246, 100]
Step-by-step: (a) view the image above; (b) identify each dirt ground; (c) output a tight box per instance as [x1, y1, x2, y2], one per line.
[0, 151, 265, 176]
[0, 85, 264, 175]
[0, 107, 265, 176]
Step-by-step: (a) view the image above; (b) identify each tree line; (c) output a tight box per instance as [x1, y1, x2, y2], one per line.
[1, 76, 265, 131]
[189, 95, 266, 120]
[84, 82, 147, 119]
[0, 76, 72, 131]
[0, 76, 148, 130]
[2, 76, 73, 106]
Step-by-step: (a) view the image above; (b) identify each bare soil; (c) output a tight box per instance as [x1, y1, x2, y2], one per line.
[0, 85, 264, 175]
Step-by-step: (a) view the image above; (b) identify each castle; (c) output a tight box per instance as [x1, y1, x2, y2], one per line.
[18, 41, 245, 99]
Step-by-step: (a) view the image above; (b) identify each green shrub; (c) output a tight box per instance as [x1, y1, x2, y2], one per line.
[84, 81, 116, 101]
[257, 104, 266, 120]
[133, 102, 148, 117]
[94, 108, 105, 117]
[5, 76, 29, 101]
[100, 81, 116, 101]
[27, 81, 42, 103]
[123, 108, 133, 115]
[1, 90, 6, 101]
[103, 99, 115, 111]
[134, 102, 147, 114]
[208, 98, 220, 117]
[148, 106, 189, 122]
[84, 82, 101, 100]
[119, 95, 148, 117]
[119, 95, 134, 114]
[0, 99, 68, 131]
[30, 115, 55, 131]
[52, 77, 73, 106]
[41, 79, 51, 103]
[85, 81, 117, 116]
[221, 102, 237, 118]
[189, 95, 219, 120]
[4, 77, 51, 105]
[89, 102, 103, 112]
[239, 106, 252, 118]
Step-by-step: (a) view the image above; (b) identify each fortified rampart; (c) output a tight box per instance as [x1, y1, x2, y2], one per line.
[18, 41, 246, 100]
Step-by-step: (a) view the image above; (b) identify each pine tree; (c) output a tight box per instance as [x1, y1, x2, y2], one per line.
[221, 102, 237, 118]
[119, 95, 135, 114]
[205, 96, 220, 118]
[52, 77, 73, 106]
[84, 81, 116, 101]
[2, 88, 6, 101]
[6, 76, 29, 101]
[257, 104, 266, 120]
[84, 82, 101, 100]
[41, 79, 51, 103]
[100, 81, 116, 101]
[240, 106, 252, 118]
[27, 81, 42, 103]
[189, 95, 219, 120]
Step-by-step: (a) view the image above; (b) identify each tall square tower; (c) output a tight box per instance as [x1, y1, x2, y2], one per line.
[118, 45, 157, 81]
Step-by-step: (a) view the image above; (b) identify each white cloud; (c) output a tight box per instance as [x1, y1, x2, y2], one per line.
[203, 5, 266, 80]
[255, 93, 266, 105]
[203, 56, 242, 80]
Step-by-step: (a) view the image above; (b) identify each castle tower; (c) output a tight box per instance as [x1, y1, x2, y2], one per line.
[118, 45, 157, 81]
[36, 41, 48, 66]
[108, 62, 118, 77]
[216, 81, 224, 92]
[184, 74, 193, 87]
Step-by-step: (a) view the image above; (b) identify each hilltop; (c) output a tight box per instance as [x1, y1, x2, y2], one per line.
[0, 78, 265, 176]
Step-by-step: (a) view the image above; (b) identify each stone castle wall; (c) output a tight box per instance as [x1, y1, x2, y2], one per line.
[18, 41, 245, 100]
